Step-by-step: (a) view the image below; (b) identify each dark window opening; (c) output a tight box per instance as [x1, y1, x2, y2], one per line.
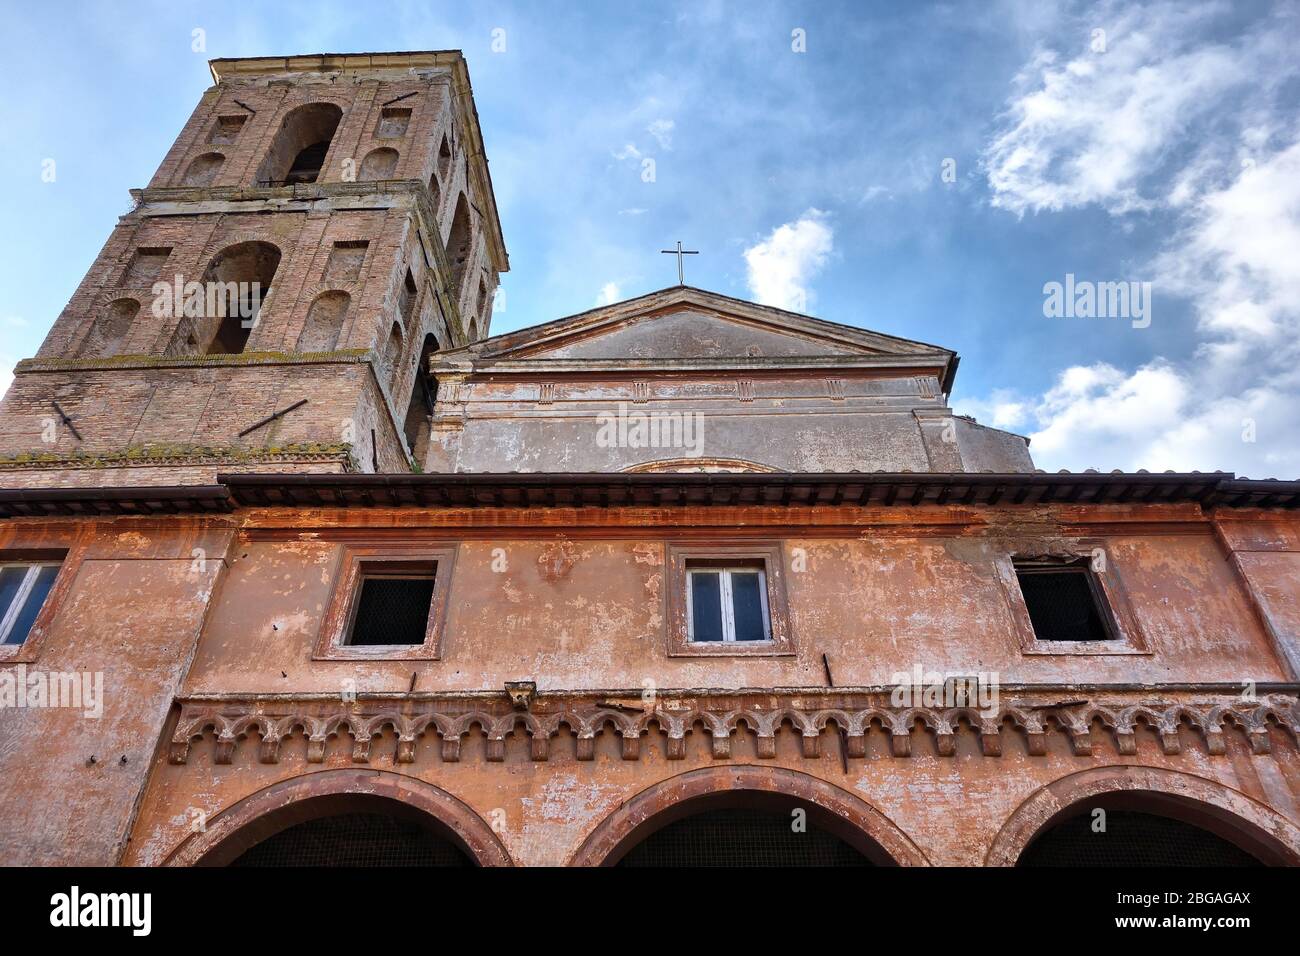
[256, 103, 343, 187]
[1015, 561, 1112, 642]
[402, 333, 441, 461]
[686, 561, 770, 643]
[231, 813, 470, 867]
[437, 134, 452, 182]
[286, 141, 330, 184]
[0, 562, 61, 646]
[618, 809, 871, 867]
[167, 240, 280, 356]
[399, 268, 419, 324]
[346, 572, 436, 646]
[428, 170, 441, 211]
[1019, 810, 1263, 867]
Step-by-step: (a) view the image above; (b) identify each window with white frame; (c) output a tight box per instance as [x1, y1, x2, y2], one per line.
[0, 562, 61, 646]
[686, 562, 771, 643]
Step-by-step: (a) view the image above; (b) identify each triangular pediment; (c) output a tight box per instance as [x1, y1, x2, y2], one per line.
[465, 287, 952, 363]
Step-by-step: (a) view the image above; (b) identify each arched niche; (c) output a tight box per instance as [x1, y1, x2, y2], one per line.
[359, 147, 399, 181]
[296, 291, 351, 352]
[182, 152, 225, 187]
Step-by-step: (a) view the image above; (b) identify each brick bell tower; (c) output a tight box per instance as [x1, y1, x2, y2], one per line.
[0, 52, 508, 487]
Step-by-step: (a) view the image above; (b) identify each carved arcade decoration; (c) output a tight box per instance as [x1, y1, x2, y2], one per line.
[167, 690, 1300, 768]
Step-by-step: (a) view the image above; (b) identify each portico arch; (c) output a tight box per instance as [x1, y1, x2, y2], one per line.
[986, 766, 1300, 866]
[569, 765, 928, 866]
[164, 769, 512, 867]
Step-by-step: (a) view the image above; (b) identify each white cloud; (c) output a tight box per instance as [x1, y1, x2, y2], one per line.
[968, 136, 1300, 476]
[647, 118, 674, 150]
[743, 209, 833, 312]
[983, 3, 1252, 216]
[952, 388, 1029, 431]
[597, 282, 621, 305]
[966, 2, 1300, 478]
[612, 143, 641, 161]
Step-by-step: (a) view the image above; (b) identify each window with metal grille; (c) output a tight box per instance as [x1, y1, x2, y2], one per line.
[1014, 561, 1112, 642]
[231, 813, 471, 867]
[1018, 810, 1262, 867]
[617, 809, 871, 867]
[345, 571, 436, 646]
[686, 562, 770, 643]
[0, 562, 61, 646]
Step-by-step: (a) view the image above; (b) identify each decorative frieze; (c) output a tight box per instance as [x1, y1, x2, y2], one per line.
[167, 690, 1299, 767]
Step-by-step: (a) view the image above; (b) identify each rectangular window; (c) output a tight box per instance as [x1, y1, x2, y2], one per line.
[316, 545, 456, 660]
[121, 247, 172, 287]
[325, 240, 369, 280]
[1014, 561, 1112, 643]
[687, 564, 771, 643]
[345, 570, 436, 646]
[666, 543, 792, 657]
[209, 115, 247, 145]
[376, 107, 413, 138]
[0, 562, 61, 646]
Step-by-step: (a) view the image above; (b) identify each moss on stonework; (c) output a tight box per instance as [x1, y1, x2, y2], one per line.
[16, 349, 370, 372]
[0, 442, 353, 469]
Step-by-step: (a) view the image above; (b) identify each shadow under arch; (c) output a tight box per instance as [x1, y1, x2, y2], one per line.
[986, 765, 1300, 866]
[164, 769, 513, 867]
[569, 765, 928, 866]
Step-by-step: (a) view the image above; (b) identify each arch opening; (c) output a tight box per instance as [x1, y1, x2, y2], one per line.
[228, 802, 471, 867]
[447, 193, 472, 300]
[616, 804, 874, 867]
[1015, 790, 1285, 867]
[199, 793, 472, 867]
[571, 766, 925, 866]
[176, 240, 281, 355]
[257, 103, 343, 186]
[166, 770, 512, 867]
[402, 332, 441, 461]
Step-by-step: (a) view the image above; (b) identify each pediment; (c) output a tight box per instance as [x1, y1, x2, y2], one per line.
[468, 287, 951, 363]
[533, 309, 859, 359]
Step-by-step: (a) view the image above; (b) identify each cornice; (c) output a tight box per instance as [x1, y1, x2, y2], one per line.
[168, 688, 1300, 766]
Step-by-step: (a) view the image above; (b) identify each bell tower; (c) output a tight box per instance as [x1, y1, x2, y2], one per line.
[0, 51, 508, 487]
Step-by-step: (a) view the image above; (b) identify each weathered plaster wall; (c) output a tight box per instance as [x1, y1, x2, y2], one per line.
[0, 518, 234, 865]
[177, 509, 1288, 696]
[428, 371, 1033, 474]
[3, 503, 1298, 866]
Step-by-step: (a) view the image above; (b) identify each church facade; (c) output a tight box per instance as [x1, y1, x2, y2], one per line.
[0, 51, 1298, 867]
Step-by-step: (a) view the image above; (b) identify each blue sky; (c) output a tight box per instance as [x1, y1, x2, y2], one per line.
[1, 0, 1297, 476]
